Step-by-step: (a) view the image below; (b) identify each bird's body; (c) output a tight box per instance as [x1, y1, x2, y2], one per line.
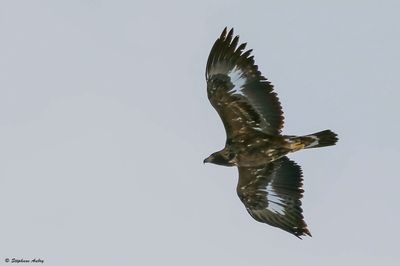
[206, 129, 336, 167]
[204, 28, 338, 238]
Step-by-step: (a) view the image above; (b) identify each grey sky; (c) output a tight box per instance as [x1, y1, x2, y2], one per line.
[1, 0, 399, 265]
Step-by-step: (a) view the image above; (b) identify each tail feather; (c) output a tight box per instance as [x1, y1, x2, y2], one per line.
[302, 130, 338, 149]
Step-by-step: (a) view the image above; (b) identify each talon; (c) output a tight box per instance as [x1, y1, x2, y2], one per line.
[290, 142, 305, 152]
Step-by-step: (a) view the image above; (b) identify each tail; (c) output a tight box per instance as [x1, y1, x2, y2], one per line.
[300, 130, 338, 149]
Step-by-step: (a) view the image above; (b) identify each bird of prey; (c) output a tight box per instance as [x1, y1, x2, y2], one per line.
[204, 28, 338, 238]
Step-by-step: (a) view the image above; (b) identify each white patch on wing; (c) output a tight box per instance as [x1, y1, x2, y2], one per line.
[262, 183, 286, 215]
[228, 66, 247, 94]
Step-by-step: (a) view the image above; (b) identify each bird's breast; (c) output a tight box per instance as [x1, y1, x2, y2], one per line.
[232, 136, 290, 167]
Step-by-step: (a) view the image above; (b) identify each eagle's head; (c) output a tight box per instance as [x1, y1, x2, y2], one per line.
[203, 150, 235, 166]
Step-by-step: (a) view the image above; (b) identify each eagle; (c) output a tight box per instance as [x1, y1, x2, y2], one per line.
[203, 28, 338, 238]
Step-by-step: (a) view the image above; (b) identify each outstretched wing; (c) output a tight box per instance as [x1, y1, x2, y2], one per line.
[206, 28, 284, 140]
[237, 157, 311, 238]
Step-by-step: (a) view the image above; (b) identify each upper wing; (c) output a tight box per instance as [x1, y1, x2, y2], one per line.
[206, 28, 284, 140]
[237, 157, 311, 238]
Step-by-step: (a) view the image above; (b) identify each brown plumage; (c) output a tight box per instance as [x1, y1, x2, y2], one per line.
[204, 28, 338, 238]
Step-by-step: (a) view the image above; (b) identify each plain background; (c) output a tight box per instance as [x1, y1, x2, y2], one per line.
[1, 1, 399, 265]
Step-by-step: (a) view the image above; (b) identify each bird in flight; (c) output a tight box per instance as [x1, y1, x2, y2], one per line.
[204, 28, 338, 238]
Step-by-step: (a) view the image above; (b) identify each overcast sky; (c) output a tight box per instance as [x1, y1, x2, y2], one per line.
[1, 1, 399, 265]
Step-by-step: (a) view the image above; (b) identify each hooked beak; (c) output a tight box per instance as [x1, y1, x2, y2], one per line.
[203, 156, 211, 164]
